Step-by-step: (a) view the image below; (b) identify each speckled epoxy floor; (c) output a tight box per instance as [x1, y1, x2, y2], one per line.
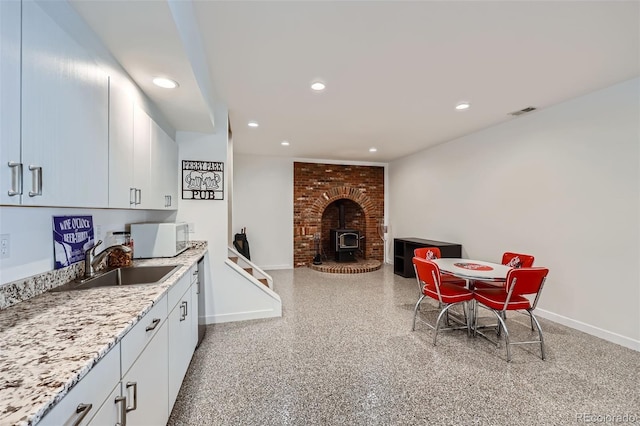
[168, 265, 640, 425]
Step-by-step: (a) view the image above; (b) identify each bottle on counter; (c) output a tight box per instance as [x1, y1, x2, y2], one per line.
[107, 231, 134, 267]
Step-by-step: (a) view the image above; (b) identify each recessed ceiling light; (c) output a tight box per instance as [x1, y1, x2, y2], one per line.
[248, 121, 259, 128]
[369, 147, 377, 153]
[152, 77, 179, 89]
[455, 102, 471, 110]
[281, 141, 290, 146]
[311, 81, 326, 91]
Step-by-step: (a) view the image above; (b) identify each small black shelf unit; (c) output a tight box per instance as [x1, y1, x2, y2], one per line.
[394, 238, 462, 278]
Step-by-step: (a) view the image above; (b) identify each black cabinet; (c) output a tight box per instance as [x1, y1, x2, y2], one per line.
[394, 238, 462, 278]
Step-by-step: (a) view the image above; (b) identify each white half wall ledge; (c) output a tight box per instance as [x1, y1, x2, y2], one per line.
[536, 309, 640, 352]
[206, 308, 282, 324]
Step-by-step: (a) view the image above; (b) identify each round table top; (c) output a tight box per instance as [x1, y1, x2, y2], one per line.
[431, 258, 512, 282]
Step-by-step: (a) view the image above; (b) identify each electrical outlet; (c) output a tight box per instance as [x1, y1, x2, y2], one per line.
[0, 234, 10, 259]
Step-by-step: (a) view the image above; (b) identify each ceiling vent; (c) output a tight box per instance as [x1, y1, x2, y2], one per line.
[509, 106, 537, 116]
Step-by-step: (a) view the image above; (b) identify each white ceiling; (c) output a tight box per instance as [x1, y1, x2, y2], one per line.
[70, 1, 639, 162]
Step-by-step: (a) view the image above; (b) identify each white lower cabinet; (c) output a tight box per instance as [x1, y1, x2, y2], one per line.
[191, 279, 199, 350]
[39, 265, 202, 426]
[168, 274, 195, 411]
[122, 320, 169, 426]
[87, 383, 123, 426]
[190, 264, 200, 350]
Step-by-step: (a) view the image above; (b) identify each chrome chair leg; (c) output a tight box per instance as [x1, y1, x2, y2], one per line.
[412, 295, 425, 331]
[491, 310, 511, 361]
[433, 303, 452, 346]
[528, 309, 546, 360]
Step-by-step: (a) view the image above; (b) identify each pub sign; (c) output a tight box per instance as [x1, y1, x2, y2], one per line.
[182, 160, 224, 200]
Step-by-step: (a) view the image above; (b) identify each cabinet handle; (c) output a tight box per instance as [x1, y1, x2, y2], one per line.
[130, 188, 136, 205]
[180, 301, 188, 321]
[8, 162, 22, 196]
[126, 382, 138, 412]
[136, 188, 141, 205]
[168, 195, 171, 206]
[69, 403, 92, 426]
[28, 165, 42, 197]
[115, 396, 127, 426]
[145, 318, 161, 331]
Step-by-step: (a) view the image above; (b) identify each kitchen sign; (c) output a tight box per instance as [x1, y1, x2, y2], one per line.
[182, 160, 224, 200]
[52, 215, 94, 269]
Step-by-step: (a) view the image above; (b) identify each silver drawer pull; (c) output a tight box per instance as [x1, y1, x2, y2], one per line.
[115, 396, 127, 426]
[136, 188, 141, 205]
[70, 403, 92, 426]
[28, 165, 42, 197]
[8, 161, 22, 196]
[145, 318, 161, 331]
[130, 188, 136, 205]
[126, 381, 138, 412]
[180, 301, 188, 321]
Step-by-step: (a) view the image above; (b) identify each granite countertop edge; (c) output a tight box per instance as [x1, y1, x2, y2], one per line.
[0, 242, 208, 426]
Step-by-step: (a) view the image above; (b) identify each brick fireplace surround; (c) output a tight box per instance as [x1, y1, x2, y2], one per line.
[293, 162, 384, 267]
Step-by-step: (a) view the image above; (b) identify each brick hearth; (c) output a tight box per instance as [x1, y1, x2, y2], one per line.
[293, 162, 384, 267]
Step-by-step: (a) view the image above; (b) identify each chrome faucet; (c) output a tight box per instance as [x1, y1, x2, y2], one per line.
[83, 240, 132, 279]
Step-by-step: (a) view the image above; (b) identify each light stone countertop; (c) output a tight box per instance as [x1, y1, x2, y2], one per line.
[0, 244, 208, 426]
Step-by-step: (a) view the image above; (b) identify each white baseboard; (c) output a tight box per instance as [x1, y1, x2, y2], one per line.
[535, 308, 640, 351]
[206, 308, 282, 324]
[261, 264, 293, 271]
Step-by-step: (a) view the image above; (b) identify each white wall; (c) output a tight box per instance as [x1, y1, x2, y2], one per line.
[0, 206, 174, 285]
[389, 78, 640, 350]
[233, 154, 294, 269]
[176, 127, 229, 323]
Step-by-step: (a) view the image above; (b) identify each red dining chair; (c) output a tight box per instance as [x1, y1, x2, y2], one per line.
[414, 247, 466, 287]
[473, 252, 535, 289]
[412, 257, 474, 345]
[473, 267, 549, 362]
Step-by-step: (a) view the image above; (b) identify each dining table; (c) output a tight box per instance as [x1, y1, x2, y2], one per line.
[430, 258, 513, 339]
[431, 258, 512, 287]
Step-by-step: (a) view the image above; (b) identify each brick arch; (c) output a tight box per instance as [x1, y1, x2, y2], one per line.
[309, 186, 376, 218]
[305, 186, 378, 262]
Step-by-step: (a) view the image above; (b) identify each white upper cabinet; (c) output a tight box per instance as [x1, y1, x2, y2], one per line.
[108, 80, 135, 209]
[0, 0, 23, 205]
[150, 120, 179, 210]
[21, 0, 109, 207]
[132, 104, 152, 209]
[2, 1, 177, 211]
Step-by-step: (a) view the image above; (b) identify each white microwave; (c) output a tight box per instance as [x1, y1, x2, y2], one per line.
[130, 222, 189, 258]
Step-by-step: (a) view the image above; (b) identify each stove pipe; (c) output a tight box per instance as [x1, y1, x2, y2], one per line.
[338, 202, 346, 229]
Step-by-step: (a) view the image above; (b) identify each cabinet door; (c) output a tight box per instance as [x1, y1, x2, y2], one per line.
[122, 320, 169, 426]
[191, 281, 199, 350]
[108, 81, 134, 208]
[150, 121, 178, 210]
[168, 287, 193, 411]
[87, 383, 122, 426]
[0, 0, 22, 205]
[38, 344, 120, 426]
[132, 104, 151, 208]
[21, 1, 109, 207]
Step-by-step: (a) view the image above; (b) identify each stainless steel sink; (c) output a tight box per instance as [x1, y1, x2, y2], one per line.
[52, 265, 180, 292]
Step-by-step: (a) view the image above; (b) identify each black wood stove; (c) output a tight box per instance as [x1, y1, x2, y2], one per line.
[330, 202, 360, 262]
